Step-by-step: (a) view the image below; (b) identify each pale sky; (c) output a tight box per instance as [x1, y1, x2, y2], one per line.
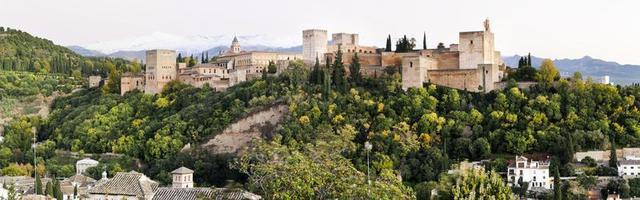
[1, 0, 639, 64]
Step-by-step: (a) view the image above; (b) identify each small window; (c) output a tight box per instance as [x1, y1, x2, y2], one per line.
[410, 62, 413, 68]
[470, 40, 474, 45]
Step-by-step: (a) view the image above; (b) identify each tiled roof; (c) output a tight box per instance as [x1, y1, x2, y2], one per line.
[62, 174, 96, 187]
[87, 171, 158, 198]
[171, 167, 194, 174]
[152, 187, 261, 200]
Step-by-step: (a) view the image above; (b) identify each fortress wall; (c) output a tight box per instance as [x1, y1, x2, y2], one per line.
[427, 69, 481, 92]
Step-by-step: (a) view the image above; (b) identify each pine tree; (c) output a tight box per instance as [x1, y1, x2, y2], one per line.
[553, 165, 561, 200]
[423, 32, 427, 50]
[385, 35, 392, 52]
[35, 175, 43, 195]
[349, 53, 361, 84]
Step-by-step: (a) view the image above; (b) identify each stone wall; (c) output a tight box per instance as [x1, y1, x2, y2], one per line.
[428, 68, 482, 92]
[574, 148, 640, 162]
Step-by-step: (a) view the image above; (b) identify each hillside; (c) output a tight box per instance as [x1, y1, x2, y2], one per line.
[503, 55, 640, 85]
[0, 27, 134, 76]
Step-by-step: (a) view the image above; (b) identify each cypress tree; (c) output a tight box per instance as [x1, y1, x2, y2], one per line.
[423, 32, 427, 50]
[35, 175, 42, 195]
[527, 53, 532, 66]
[310, 56, 321, 85]
[177, 53, 182, 63]
[55, 180, 63, 200]
[205, 52, 209, 63]
[385, 35, 392, 52]
[610, 137, 618, 169]
[332, 46, 346, 92]
[518, 57, 524, 68]
[44, 180, 52, 196]
[322, 69, 332, 103]
[349, 52, 361, 84]
[553, 165, 561, 200]
[201, 52, 205, 63]
[73, 185, 78, 199]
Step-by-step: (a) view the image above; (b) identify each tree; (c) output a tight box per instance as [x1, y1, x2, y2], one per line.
[188, 55, 196, 67]
[536, 59, 559, 84]
[205, 52, 209, 63]
[35, 174, 43, 195]
[385, 35, 392, 52]
[130, 59, 142, 73]
[527, 53, 532, 66]
[422, 32, 427, 50]
[201, 52, 205, 63]
[177, 53, 183, 63]
[395, 35, 415, 53]
[73, 184, 78, 199]
[267, 61, 277, 74]
[6, 184, 18, 200]
[101, 66, 121, 94]
[332, 47, 347, 92]
[309, 56, 322, 85]
[437, 169, 515, 199]
[553, 165, 561, 200]
[45, 181, 53, 196]
[348, 53, 361, 84]
[610, 137, 618, 169]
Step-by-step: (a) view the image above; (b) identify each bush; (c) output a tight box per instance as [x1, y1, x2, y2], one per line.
[581, 156, 597, 167]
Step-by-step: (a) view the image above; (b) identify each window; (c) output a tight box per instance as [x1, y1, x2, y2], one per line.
[470, 40, 474, 45]
[410, 62, 413, 68]
[519, 170, 523, 175]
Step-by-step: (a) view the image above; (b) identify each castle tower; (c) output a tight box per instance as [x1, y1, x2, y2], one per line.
[302, 29, 328, 64]
[230, 36, 241, 54]
[457, 19, 496, 70]
[144, 49, 177, 94]
[171, 167, 194, 188]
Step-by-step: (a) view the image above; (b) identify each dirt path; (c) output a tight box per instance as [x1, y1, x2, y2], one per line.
[202, 104, 288, 154]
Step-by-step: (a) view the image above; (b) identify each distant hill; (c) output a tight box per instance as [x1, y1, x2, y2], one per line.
[503, 55, 640, 85]
[68, 45, 304, 62]
[0, 27, 85, 73]
[66, 45, 106, 57]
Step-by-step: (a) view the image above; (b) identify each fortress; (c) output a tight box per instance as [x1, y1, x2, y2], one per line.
[311, 19, 505, 92]
[121, 19, 505, 95]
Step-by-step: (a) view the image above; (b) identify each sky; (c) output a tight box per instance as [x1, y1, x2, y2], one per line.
[1, 0, 639, 64]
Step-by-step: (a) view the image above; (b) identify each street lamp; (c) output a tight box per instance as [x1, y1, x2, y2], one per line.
[364, 141, 372, 185]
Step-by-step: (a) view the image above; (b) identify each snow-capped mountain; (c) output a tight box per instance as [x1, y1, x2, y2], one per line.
[79, 32, 299, 54]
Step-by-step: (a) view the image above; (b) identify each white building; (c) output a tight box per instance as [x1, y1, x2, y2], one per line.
[507, 156, 552, 190]
[170, 167, 194, 188]
[618, 156, 640, 178]
[76, 158, 99, 175]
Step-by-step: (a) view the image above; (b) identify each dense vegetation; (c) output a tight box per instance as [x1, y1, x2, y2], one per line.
[0, 27, 137, 77]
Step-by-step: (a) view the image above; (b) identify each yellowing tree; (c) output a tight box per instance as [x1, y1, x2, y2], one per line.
[536, 59, 559, 84]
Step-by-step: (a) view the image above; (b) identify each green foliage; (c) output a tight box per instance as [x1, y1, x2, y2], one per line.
[331, 47, 347, 92]
[35, 174, 43, 195]
[537, 59, 560, 84]
[385, 35, 392, 52]
[349, 53, 362, 84]
[434, 169, 515, 199]
[267, 61, 277, 74]
[395, 35, 415, 53]
[629, 178, 640, 197]
[0, 27, 131, 76]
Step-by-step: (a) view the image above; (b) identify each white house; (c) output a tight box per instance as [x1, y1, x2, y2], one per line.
[507, 156, 552, 190]
[618, 157, 640, 178]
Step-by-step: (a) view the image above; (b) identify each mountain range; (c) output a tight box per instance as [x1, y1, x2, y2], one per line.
[503, 55, 640, 85]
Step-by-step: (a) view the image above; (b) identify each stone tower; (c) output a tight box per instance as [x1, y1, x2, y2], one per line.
[457, 20, 496, 70]
[171, 167, 194, 188]
[144, 49, 177, 94]
[230, 36, 241, 54]
[302, 29, 328, 64]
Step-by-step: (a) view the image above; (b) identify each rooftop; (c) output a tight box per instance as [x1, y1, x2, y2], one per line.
[88, 171, 158, 198]
[152, 187, 261, 200]
[171, 167, 194, 174]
